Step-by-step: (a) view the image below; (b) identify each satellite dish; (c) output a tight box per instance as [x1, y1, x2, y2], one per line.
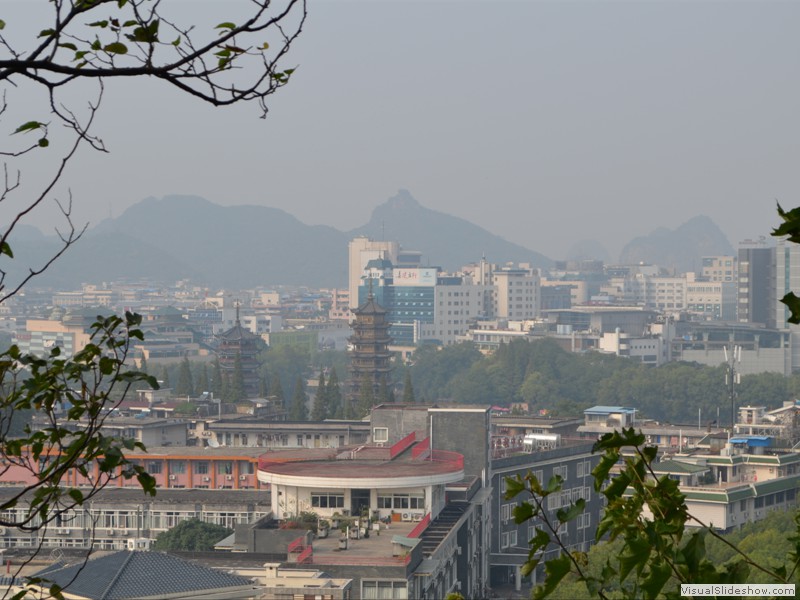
[207, 437, 220, 448]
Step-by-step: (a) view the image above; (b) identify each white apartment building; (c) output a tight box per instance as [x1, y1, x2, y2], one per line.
[686, 280, 737, 320]
[701, 256, 737, 282]
[491, 266, 541, 320]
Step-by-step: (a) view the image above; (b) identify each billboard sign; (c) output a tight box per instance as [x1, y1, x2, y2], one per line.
[393, 268, 437, 286]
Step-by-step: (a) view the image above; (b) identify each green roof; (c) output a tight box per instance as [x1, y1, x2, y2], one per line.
[652, 460, 708, 475]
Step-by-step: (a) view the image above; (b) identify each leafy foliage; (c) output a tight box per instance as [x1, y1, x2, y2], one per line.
[410, 338, 797, 423]
[152, 518, 233, 552]
[774, 204, 800, 323]
[289, 375, 307, 421]
[311, 371, 327, 420]
[508, 428, 800, 599]
[0, 312, 159, 532]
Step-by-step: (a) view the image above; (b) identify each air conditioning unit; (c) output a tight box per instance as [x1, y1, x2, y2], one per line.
[203, 476, 211, 482]
[59, 529, 71, 535]
[226, 475, 233, 481]
[107, 529, 115, 536]
[239, 475, 247, 481]
[120, 530, 128, 535]
[0, 527, 6, 535]
[169, 475, 176, 480]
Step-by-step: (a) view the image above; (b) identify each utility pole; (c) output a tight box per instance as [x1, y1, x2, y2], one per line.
[724, 344, 741, 431]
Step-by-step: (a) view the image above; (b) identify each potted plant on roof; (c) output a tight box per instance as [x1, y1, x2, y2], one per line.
[317, 519, 330, 539]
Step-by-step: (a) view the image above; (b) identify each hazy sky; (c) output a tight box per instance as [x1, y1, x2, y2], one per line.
[5, 0, 800, 261]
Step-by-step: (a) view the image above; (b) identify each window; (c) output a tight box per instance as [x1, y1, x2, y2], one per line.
[311, 492, 345, 509]
[146, 461, 162, 475]
[374, 427, 389, 443]
[501, 503, 513, 522]
[194, 462, 209, 475]
[362, 580, 408, 600]
[169, 460, 186, 474]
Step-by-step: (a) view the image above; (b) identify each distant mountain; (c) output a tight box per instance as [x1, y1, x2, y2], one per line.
[349, 190, 552, 270]
[618, 215, 734, 272]
[6, 192, 553, 289]
[89, 195, 349, 287]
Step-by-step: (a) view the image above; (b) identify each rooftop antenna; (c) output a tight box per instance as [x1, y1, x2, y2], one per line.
[381, 220, 385, 242]
[724, 344, 741, 431]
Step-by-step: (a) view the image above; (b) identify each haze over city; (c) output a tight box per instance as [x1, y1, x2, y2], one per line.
[5, 0, 800, 261]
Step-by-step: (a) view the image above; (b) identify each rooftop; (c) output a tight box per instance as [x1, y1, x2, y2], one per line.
[32, 550, 255, 599]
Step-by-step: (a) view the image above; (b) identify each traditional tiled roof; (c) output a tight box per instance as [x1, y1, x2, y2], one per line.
[354, 295, 387, 315]
[32, 550, 254, 599]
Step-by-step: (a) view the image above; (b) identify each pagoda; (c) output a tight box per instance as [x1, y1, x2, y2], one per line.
[348, 282, 393, 401]
[216, 303, 261, 398]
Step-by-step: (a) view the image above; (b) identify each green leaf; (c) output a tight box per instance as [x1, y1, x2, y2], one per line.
[58, 42, 78, 51]
[216, 22, 237, 30]
[529, 527, 550, 554]
[592, 450, 620, 492]
[13, 121, 43, 134]
[1, 241, 13, 258]
[39, 28, 55, 38]
[118, 0, 128, 7]
[546, 474, 563, 493]
[533, 553, 571, 600]
[640, 559, 671, 599]
[773, 203, 800, 244]
[504, 475, 526, 499]
[171, 36, 181, 46]
[103, 42, 128, 55]
[0, 20, 5, 30]
[513, 501, 535, 524]
[38, 137, 49, 148]
[89, 20, 109, 28]
[780, 293, 800, 325]
[618, 536, 651, 583]
[556, 498, 585, 524]
[67, 488, 84, 504]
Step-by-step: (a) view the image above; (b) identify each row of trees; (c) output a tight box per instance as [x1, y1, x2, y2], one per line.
[408, 337, 800, 423]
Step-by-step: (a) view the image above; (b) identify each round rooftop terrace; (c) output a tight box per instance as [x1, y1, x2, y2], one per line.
[257, 446, 465, 489]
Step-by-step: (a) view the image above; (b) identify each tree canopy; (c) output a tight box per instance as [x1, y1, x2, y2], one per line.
[409, 338, 797, 424]
[152, 518, 233, 552]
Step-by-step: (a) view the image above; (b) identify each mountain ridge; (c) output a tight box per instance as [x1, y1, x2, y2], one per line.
[4, 193, 735, 289]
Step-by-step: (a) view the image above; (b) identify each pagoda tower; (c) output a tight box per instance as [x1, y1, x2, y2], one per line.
[216, 302, 262, 399]
[348, 283, 393, 403]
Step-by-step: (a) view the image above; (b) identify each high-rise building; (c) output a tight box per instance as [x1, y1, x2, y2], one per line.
[738, 239, 775, 327]
[491, 266, 541, 320]
[348, 237, 400, 310]
[358, 266, 488, 346]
